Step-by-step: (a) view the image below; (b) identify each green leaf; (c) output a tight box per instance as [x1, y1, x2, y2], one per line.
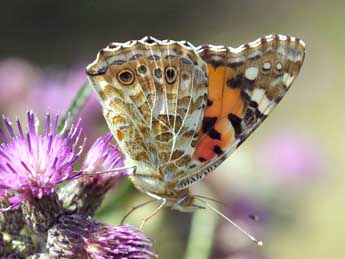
[57, 80, 93, 133]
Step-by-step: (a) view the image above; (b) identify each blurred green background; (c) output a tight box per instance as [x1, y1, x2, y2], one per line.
[1, 1, 344, 258]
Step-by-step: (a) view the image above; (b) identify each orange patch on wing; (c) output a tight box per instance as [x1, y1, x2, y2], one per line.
[194, 135, 217, 160]
[194, 65, 244, 161]
[204, 65, 227, 117]
[205, 64, 244, 117]
[222, 87, 244, 117]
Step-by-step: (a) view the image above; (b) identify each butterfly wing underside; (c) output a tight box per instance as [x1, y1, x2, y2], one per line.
[87, 37, 209, 193]
[175, 35, 305, 190]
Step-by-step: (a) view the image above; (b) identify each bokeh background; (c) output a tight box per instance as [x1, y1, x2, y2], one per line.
[1, 1, 344, 258]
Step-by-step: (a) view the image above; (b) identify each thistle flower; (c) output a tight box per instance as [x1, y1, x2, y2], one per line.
[0, 111, 84, 232]
[60, 133, 125, 215]
[0, 111, 84, 209]
[47, 214, 157, 259]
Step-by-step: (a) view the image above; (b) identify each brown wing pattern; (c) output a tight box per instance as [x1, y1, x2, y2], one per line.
[87, 37, 209, 186]
[176, 35, 305, 190]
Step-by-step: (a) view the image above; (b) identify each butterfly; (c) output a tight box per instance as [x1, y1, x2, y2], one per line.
[86, 34, 305, 215]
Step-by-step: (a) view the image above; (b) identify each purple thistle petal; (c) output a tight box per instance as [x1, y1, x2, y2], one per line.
[28, 111, 36, 135]
[21, 161, 35, 177]
[51, 114, 59, 135]
[2, 194, 27, 211]
[16, 117, 24, 138]
[3, 116, 16, 138]
[0, 149, 11, 160]
[26, 133, 32, 154]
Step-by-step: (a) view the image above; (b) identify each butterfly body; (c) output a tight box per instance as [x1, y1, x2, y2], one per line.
[87, 35, 305, 211]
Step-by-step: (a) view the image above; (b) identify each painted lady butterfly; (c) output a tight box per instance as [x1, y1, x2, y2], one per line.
[86, 35, 305, 216]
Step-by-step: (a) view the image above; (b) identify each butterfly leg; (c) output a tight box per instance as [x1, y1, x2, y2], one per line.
[120, 199, 156, 224]
[139, 197, 167, 229]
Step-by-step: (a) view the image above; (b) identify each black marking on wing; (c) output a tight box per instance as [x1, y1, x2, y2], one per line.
[228, 113, 242, 138]
[213, 145, 224, 156]
[202, 117, 217, 133]
[208, 128, 221, 140]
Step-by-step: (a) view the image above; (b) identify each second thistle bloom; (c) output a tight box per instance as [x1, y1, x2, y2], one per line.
[61, 133, 125, 215]
[47, 214, 157, 259]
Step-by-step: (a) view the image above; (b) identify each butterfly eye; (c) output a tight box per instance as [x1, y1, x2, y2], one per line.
[165, 66, 178, 84]
[117, 69, 135, 85]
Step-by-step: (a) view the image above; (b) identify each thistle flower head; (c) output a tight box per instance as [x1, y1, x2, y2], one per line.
[60, 133, 125, 215]
[85, 224, 157, 259]
[0, 111, 84, 210]
[47, 214, 157, 259]
[81, 132, 125, 184]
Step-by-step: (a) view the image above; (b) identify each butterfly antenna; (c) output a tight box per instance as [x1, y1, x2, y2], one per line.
[194, 197, 263, 246]
[120, 199, 157, 224]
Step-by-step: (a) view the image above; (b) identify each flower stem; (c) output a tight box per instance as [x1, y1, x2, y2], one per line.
[184, 183, 219, 259]
[57, 80, 92, 133]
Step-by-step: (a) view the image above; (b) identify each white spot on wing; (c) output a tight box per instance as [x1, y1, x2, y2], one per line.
[251, 88, 265, 103]
[283, 73, 295, 86]
[262, 62, 271, 70]
[245, 67, 259, 80]
[258, 95, 271, 114]
[251, 88, 273, 114]
[278, 35, 288, 41]
[276, 62, 283, 71]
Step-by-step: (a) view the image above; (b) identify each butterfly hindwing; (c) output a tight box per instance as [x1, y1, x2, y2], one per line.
[87, 37, 209, 187]
[175, 35, 305, 190]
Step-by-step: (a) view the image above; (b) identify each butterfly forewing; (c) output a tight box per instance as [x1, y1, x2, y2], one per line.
[175, 35, 305, 190]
